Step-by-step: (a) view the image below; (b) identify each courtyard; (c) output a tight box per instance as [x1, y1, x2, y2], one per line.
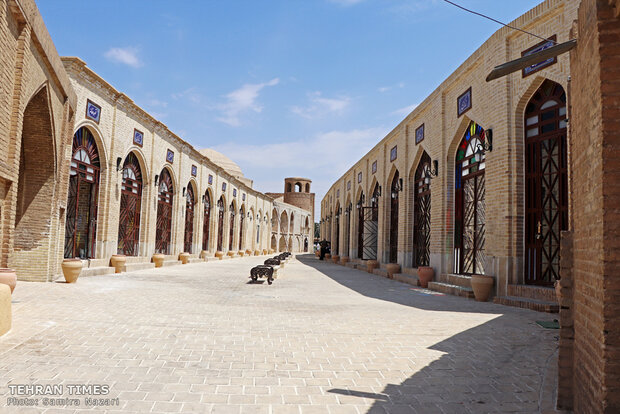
[1, 255, 558, 413]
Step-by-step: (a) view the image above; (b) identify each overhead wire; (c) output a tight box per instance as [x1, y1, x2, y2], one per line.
[441, 0, 558, 45]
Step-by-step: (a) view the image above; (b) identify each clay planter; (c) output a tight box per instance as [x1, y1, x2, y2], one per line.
[245, 249, 252, 255]
[471, 274, 494, 302]
[110, 255, 126, 273]
[61, 259, 82, 283]
[386, 263, 401, 279]
[366, 260, 379, 274]
[331, 255, 340, 264]
[0, 268, 17, 294]
[340, 256, 350, 265]
[179, 252, 190, 264]
[418, 266, 434, 288]
[200, 250, 208, 259]
[262, 249, 268, 255]
[325, 253, 331, 260]
[152, 253, 165, 268]
[238, 251, 245, 257]
[315, 250, 320, 257]
[227, 251, 235, 257]
[269, 249, 275, 254]
[215, 251, 224, 260]
[253, 250, 260, 256]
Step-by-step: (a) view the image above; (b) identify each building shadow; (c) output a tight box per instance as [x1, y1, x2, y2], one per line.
[296, 254, 558, 413]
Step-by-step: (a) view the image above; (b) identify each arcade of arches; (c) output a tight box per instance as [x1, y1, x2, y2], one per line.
[320, 0, 578, 312]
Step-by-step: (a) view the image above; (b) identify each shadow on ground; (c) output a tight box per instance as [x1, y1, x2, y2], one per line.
[297, 254, 558, 413]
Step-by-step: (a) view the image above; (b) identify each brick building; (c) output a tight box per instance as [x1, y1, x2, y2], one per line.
[321, 0, 578, 310]
[0, 1, 312, 282]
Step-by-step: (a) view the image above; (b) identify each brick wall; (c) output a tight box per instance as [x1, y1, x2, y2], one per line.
[567, 0, 620, 411]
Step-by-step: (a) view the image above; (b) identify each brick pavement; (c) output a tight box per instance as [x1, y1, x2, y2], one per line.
[0, 255, 558, 413]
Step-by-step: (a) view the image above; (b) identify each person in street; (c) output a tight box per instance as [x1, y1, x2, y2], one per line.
[319, 239, 327, 260]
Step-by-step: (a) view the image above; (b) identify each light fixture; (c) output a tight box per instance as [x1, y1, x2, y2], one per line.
[424, 160, 440, 185]
[182, 187, 186, 197]
[247, 212, 251, 218]
[116, 157, 122, 171]
[154, 174, 159, 187]
[473, 129, 493, 163]
[391, 178, 404, 198]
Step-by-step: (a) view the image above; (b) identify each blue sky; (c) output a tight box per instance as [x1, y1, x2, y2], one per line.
[38, 0, 543, 218]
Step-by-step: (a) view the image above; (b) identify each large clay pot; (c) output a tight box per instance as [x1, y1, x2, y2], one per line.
[471, 274, 494, 302]
[200, 250, 208, 259]
[238, 251, 245, 257]
[269, 249, 275, 254]
[61, 259, 82, 283]
[152, 253, 165, 268]
[366, 260, 379, 274]
[227, 251, 235, 257]
[386, 263, 401, 279]
[110, 255, 126, 274]
[340, 256, 350, 265]
[315, 250, 320, 257]
[418, 266, 434, 288]
[332, 255, 340, 264]
[262, 249, 268, 255]
[215, 251, 224, 260]
[325, 253, 331, 260]
[254, 250, 260, 256]
[245, 249, 252, 255]
[0, 268, 17, 294]
[179, 252, 190, 264]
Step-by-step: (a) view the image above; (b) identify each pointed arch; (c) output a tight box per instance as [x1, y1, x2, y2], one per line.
[412, 151, 432, 267]
[388, 168, 401, 263]
[183, 180, 197, 253]
[228, 198, 237, 251]
[117, 151, 144, 256]
[238, 203, 245, 251]
[202, 187, 214, 252]
[216, 194, 226, 251]
[155, 167, 175, 254]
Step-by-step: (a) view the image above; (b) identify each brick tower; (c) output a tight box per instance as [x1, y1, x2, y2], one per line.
[283, 178, 315, 225]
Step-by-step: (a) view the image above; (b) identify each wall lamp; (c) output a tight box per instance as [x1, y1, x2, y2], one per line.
[116, 157, 123, 172]
[473, 128, 493, 163]
[391, 178, 404, 198]
[356, 194, 365, 209]
[182, 187, 186, 197]
[154, 174, 159, 187]
[424, 160, 440, 185]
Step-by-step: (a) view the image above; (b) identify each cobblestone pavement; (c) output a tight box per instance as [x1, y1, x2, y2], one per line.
[0, 254, 558, 413]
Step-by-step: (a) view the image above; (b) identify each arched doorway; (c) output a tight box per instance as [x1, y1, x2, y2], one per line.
[389, 171, 400, 263]
[228, 201, 236, 251]
[202, 191, 211, 252]
[454, 121, 487, 275]
[238, 206, 245, 251]
[333, 205, 340, 255]
[64, 127, 100, 259]
[216, 197, 225, 251]
[271, 235, 277, 251]
[524, 80, 568, 285]
[155, 168, 174, 254]
[357, 192, 365, 259]
[360, 185, 379, 260]
[279, 236, 286, 252]
[343, 204, 351, 257]
[304, 238, 309, 252]
[117, 152, 142, 256]
[184, 184, 195, 253]
[413, 152, 431, 267]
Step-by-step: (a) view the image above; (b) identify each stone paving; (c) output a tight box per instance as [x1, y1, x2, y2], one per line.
[0, 254, 559, 413]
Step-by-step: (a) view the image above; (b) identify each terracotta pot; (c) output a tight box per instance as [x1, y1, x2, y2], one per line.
[0, 268, 17, 294]
[418, 266, 435, 288]
[254, 250, 260, 256]
[471, 274, 494, 302]
[245, 249, 252, 255]
[340, 256, 350, 265]
[227, 251, 235, 257]
[325, 253, 331, 259]
[238, 251, 245, 257]
[110, 255, 126, 273]
[366, 260, 379, 274]
[269, 249, 275, 254]
[61, 259, 82, 283]
[179, 252, 190, 264]
[555, 279, 562, 303]
[315, 250, 320, 257]
[262, 249, 268, 255]
[152, 253, 165, 268]
[215, 251, 224, 260]
[386, 263, 401, 279]
[332, 255, 340, 264]
[200, 250, 208, 259]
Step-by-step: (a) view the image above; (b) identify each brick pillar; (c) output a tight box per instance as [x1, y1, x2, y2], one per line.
[557, 230, 573, 410]
[567, 0, 620, 411]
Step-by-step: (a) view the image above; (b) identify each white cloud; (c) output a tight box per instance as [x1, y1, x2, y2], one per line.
[329, 0, 364, 5]
[104, 47, 142, 68]
[378, 82, 405, 93]
[391, 104, 418, 117]
[291, 92, 351, 119]
[171, 88, 202, 104]
[211, 126, 387, 215]
[217, 78, 280, 127]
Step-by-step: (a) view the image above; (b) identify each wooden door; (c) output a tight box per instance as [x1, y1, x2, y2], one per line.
[117, 153, 142, 256]
[184, 185, 195, 253]
[155, 169, 173, 254]
[413, 153, 431, 267]
[389, 171, 399, 263]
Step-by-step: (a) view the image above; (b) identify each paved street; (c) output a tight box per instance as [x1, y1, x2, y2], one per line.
[0, 255, 558, 413]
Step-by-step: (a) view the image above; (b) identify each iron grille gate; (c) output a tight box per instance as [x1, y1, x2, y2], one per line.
[361, 206, 378, 260]
[184, 186, 195, 253]
[413, 156, 431, 267]
[117, 154, 142, 256]
[217, 199, 224, 251]
[155, 170, 173, 255]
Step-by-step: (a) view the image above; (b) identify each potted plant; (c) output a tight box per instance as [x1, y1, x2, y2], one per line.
[152, 253, 165, 268]
[418, 266, 434, 288]
[471, 274, 494, 302]
[386, 263, 401, 279]
[215, 251, 224, 260]
[110, 255, 126, 273]
[0, 268, 17, 294]
[179, 252, 190, 264]
[366, 260, 379, 274]
[332, 255, 340, 264]
[238, 250, 245, 257]
[61, 258, 82, 283]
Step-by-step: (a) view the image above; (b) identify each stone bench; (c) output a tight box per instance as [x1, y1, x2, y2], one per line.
[250, 265, 275, 284]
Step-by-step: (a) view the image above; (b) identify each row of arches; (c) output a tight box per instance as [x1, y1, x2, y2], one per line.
[323, 79, 568, 286]
[63, 127, 269, 259]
